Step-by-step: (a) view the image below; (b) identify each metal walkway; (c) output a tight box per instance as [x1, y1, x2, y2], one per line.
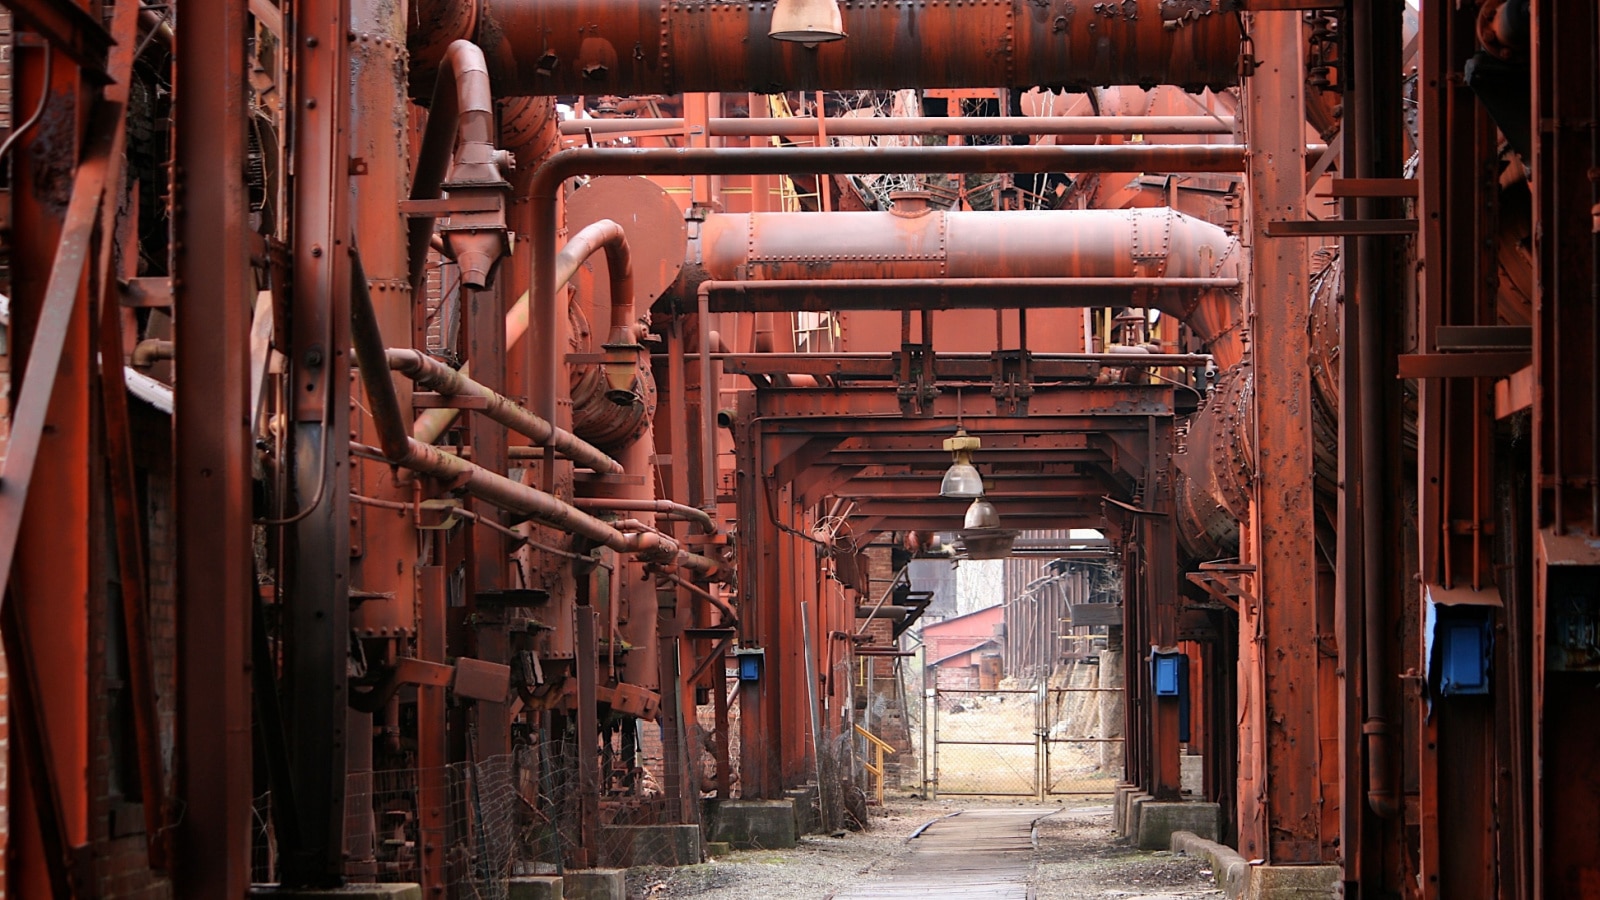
[831, 807, 1059, 900]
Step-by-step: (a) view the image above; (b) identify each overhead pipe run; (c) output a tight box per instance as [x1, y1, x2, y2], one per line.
[527, 143, 1246, 493]
[420, 0, 1242, 96]
[685, 205, 1244, 369]
[560, 116, 1239, 139]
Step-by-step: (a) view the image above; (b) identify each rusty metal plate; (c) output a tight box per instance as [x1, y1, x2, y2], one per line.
[564, 175, 687, 311]
[610, 682, 662, 720]
[452, 657, 513, 703]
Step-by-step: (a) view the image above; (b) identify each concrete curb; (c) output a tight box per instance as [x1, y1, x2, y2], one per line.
[1170, 830, 1250, 899]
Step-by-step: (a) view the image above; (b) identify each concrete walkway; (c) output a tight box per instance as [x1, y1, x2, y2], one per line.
[831, 808, 1058, 900]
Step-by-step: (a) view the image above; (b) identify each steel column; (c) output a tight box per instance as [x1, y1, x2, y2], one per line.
[171, 0, 253, 895]
[1240, 11, 1323, 864]
[279, 0, 353, 885]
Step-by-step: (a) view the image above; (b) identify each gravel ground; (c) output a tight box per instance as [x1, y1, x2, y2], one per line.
[1031, 805, 1221, 900]
[624, 798, 1221, 900]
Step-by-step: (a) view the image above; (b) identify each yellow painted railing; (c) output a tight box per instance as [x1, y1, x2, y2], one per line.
[854, 723, 898, 805]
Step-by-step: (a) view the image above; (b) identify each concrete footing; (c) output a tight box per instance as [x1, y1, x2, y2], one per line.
[506, 876, 565, 900]
[710, 798, 799, 849]
[1170, 831, 1342, 899]
[785, 785, 820, 835]
[249, 887, 422, 900]
[1135, 801, 1221, 849]
[562, 868, 627, 900]
[598, 823, 703, 867]
[1118, 790, 1153, 839]
[1112, 783, 1137, 833]
[1242, 864, 1343, 899]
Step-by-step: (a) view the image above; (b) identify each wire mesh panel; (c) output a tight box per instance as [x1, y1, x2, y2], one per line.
[1043, 684, 1125, 796]
[930, 688, 1040, 796]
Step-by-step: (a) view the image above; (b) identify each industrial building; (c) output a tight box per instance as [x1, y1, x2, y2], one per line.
[0, 0, 1592, 896]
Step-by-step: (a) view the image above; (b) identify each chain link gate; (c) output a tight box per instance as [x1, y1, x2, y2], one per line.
[925, 680, 1124, 798]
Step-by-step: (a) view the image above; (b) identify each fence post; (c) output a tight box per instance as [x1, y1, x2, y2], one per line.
[1037, 681, 1048, 801]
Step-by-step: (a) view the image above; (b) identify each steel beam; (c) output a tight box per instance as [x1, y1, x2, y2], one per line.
[278, 0, 354, 885]
[172, 0, 254, 895]
[1239, 11, 1324, 864]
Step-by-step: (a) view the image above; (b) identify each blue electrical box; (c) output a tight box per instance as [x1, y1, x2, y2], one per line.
[1151, 649, 1184, 697]
[1435, 612, 1492, 696]
[734, 647, 765, 682]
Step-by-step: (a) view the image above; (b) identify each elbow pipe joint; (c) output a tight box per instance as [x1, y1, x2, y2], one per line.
[410, 40, 513, 291]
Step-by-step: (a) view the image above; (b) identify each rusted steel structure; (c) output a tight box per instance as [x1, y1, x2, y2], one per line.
[0, 0, 1594, 897]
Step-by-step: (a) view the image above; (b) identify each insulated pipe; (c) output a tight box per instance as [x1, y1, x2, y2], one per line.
[351, 247, 677, 560]
[453, 0, 1243, 96]
[385, 348, 623, 474]
[687, 206, 1244, 369]
[529, 144, 1247, 493]
[560, 116, 1238, 138]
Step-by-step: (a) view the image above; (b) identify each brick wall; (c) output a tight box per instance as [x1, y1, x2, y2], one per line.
[82, 403, 177, 900]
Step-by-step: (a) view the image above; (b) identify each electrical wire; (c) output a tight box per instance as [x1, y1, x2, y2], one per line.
[0, 46, 54, 168]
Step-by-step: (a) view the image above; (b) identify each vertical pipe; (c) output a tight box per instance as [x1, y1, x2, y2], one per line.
[1351, 0, 1401, 821]
[173, 0, 253, 894]
[575, 601, 600, 867]
[699, 286, 720, 512]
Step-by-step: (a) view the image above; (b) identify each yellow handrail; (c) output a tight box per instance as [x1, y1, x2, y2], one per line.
[854, 724, 897, 804]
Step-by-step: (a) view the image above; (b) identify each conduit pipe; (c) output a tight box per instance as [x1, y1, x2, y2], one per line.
[423, 0, 1242, 96]
[528, 144, 1247, 492]
[384, 348, 623, 474]
[350, 249, 676, 561]
[560, 116, 1238, 139]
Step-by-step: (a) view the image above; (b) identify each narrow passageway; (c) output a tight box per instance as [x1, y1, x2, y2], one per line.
[629, 801, 1219, 899]
[831, 807, 1053, 899]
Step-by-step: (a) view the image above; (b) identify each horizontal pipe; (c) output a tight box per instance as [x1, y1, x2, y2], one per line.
[572, 497, 716, 534]
[385, 348, 623, 474]
[686, 206, 1242, 368]
[666, 350, 1216, 367]
[531, 144, 1247, 460]
[468, 0, 1243, 95]
[561, 115, 1238, 138]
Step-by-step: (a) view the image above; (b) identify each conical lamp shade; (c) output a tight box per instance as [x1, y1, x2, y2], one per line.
[769, 0, 846, 42]
[940, 462, 984, 499]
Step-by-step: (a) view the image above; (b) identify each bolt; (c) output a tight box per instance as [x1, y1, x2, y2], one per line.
[307, 35, 318, 47]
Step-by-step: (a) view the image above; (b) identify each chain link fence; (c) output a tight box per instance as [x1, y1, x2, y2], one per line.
[927, 658, 1125, 798]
